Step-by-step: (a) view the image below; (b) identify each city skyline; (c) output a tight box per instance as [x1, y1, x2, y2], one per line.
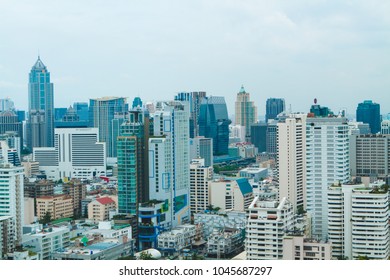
[0, 1, 389, 117]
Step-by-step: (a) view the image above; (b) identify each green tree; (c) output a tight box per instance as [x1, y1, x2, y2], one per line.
[39, 211, 52, 224]
[139, 251, 155, 260]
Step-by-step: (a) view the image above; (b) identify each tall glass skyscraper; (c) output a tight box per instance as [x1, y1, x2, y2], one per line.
[89, 97, 128, 157]
[356, 100, 381, 134]
[199, 96, 231, 155]
[266, 98, 285, 123]
[117, 109, 150, 216]
[235, 86, 257, 141]
[27, 56, 54, 149]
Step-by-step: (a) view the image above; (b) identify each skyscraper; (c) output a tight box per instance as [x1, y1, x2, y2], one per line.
[148, 101, 190, 228]
[199, 96, 231, 155]
[306, 116, 349, 241]
[266, 98, 285, 123]
[277, 113, 306, 213]
[117, 109, 150, 216]
[235, 86, 257, 141]
[27, 56, 54, 149]
[0, 111, 23, 153]
[175, 91, 206, 138]
[89, 97, 128, 157]
[356, 100, 381, 134]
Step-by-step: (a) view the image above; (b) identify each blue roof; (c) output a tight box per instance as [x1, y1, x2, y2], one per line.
[236, 178, 253, 195]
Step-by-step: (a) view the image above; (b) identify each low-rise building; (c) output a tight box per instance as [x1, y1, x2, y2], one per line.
[22, 225, 70, 260]
[36, 195, 74, 221]
[210, 178, 253, 211]
[283, 235, 332, 260]
[207, 228, 244, 258]
[239, 167, 268, 182]
[88, 197, 116, 222]
[157, 224, 201, 257]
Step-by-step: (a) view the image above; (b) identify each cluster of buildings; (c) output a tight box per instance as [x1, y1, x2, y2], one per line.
[1, 57, 390, 260]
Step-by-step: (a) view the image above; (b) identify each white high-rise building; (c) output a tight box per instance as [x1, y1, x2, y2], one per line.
[189, 158, 213, 214]
[33, 128, 106, 180]
[381, 120, 390, 134]
[306, 117, 349, 241]
[189, 136, 213, 167]
[148, 101, 190, 229]
[246, 196, 294, 260]
[328, 181, 390, 260]
[277, 113, 306, 213]
[235, 86, 257, 141]
[0, 163, 24, 244]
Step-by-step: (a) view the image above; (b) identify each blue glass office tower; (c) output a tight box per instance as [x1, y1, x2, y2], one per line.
[356, 100, 381, 134]
[27, 56, 54, 149]
[199, 96, 231, 155]
[89, 97, 128, 157]
[73, 102, 89, 121]
[266, 98, 285, 123]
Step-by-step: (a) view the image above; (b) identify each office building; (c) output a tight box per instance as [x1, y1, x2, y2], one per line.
[148, 101, 190, 228]
[0, 98, 14, 111]
[0, 110, 23, 153]
[175, 91, 206, 138]
[189, 136, 213, 167]
[277, 114, 306, 213]
[199, 96, 231, 155]
[89, 96, 128, 157]
[350, 134, 390, 178]
[266, 98, 285, 123]
[73, 102, 89, 121]
[33, 128, 106, 181]
[250, 123, 267, 153]
[235, 86, 257, 141]
[381, 120, 390, 134]
[306, 116, 349, 241]
[117, 109, 150, 216]
[27, 56, 54, 149]
[356, 100, 381, 134]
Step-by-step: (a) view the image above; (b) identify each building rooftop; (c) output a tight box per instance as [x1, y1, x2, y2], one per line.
[96, 197, 115, 205]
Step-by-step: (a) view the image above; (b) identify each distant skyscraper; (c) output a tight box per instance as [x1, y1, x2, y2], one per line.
[199, 96, 231, 155]
[235, 86, 257, 141]
[27, 56, 54, 149]
[175, 91, 206, 138]
[0, 98, 14, 111]
[266, 98, 285, 123]
[0, 110, 23, 152]
[54, 108, 67, 121]
[26, 110, 46, 151]
[189, 136, 213, 167]
[356, 100, 381, 134]
[250, 123, 267, 153]
[73, 102, 89, 121]
[89, 97, 128, 157]
[132, 97, 143, 109]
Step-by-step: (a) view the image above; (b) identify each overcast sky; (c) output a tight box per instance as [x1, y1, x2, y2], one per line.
[0, 0, 389, 118]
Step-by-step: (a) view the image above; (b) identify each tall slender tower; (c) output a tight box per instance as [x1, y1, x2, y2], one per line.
[235, 86, 257, 142]
[277, 113, 307, 214]
[27, 56, 54, 149]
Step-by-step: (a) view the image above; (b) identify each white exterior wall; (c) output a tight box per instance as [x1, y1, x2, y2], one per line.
[0, 164, 24, 244]
[33, 128, 106, 181]
[246, 197, 294, 260]
[328, 183, 390, 260]
[277, 114, 306, 213]
[306, 117, 349, 241]
[190, 158, 213, 214]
